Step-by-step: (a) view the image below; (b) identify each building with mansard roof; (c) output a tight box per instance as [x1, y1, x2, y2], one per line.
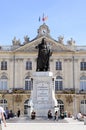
[0, 23, 86, 116]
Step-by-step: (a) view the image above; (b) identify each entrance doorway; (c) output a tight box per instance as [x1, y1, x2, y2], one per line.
[57, 99, 64, 113]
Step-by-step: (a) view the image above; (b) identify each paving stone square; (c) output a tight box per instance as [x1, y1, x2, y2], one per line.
[2, 116, 86, 130]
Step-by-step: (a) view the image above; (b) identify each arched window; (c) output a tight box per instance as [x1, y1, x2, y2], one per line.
[55, 76, 63, 91]
[25, 76, 32, 90]
[0, 75, 8, 90]
[80, 76, 86, 91]
[57, 99, 64, 112]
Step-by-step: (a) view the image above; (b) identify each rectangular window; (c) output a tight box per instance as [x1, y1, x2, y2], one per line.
[80, 81, 86, 90]
[0, 80, 7, 90]
[56, 61, 62, 70]
[81, 62, 86, 70]
[1, 61, 7, 70]
[55, 81, 63, 91]
[25, 81, 31, 90]
[26, 61, 32, 70]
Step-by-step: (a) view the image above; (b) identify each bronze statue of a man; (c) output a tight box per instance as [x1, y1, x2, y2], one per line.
[36, 38, 52, 71]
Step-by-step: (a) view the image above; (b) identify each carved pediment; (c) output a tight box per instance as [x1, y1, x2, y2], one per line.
[14, 36, 73, 53]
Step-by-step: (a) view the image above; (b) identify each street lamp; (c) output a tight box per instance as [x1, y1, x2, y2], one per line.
[83, 94, 86, 115]
[72, 56, 77, 119]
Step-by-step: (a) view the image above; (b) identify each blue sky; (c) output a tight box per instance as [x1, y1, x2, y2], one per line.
[0, 0, 86, 46]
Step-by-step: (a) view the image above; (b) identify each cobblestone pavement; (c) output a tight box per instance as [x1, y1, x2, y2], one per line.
[2, 116, 85, 130]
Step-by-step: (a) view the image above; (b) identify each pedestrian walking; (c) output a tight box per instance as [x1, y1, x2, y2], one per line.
[0, 107, 6, 130]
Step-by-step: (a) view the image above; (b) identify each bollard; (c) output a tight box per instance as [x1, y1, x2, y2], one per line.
[84, 116, 86, 125]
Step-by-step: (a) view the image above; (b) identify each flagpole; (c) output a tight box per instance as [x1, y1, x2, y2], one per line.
[38, 13, 48, 24]
[42, 13, 45, 24]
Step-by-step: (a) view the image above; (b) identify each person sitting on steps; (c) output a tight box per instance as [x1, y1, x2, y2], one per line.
[31, 110, 36, 120]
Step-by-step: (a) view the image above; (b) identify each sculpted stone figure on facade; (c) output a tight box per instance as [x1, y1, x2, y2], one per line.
[23, 35, 29, 44]
[12, 37, 21, 45]
[67, 38, 75, 46]
[36, 38, 52, 71]
[58, 36, 64, 44]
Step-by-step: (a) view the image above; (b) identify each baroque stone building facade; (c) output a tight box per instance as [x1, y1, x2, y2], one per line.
[0, 23, 86, 116]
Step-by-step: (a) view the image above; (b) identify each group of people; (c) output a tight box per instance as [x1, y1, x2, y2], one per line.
[5, 107, 20, 119]
[0, 106, 21, 130]
[47, 109, 68, 120]
[30, 109, 59, 120]
[48, 110, 58, 120]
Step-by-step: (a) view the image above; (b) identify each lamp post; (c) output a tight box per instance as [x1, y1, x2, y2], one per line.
[83, 94, 86, 115]
[72, 56, 77, 119]
[12, 54, 15, 112]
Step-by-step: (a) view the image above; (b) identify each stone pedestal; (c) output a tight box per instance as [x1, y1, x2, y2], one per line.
[30, 72, 58, 117]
